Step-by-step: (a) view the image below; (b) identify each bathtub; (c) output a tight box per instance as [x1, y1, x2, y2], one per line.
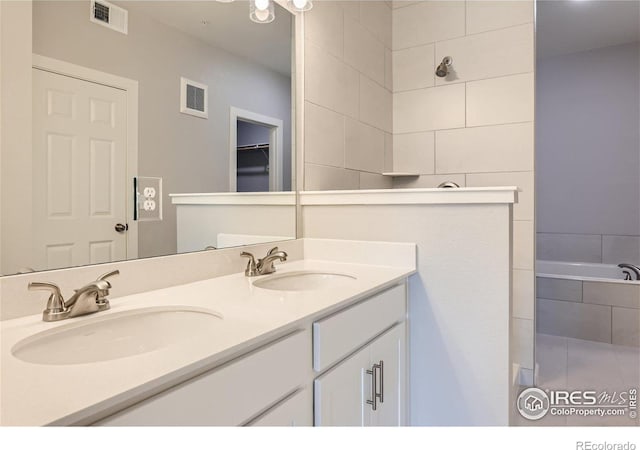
[536, 260, 640, 285]
[536, 260, 640, 347]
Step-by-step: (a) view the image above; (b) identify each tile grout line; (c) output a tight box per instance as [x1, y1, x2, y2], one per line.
[394, 120, 534, 135]
[393, 20, 534, 52]
[600, 234, 604, 264]
[395, 70, 534, 94]
[564, 336, 569, 389]
[433, 127, 436, 174]
[464, 0, 467, 36]
[610, 305, 613, 345]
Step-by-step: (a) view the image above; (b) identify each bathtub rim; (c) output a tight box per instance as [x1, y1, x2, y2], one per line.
[536, 260, 640, 285]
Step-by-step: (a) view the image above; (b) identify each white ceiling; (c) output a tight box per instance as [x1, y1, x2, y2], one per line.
[124, 1, 292, 76]
[537, 0, 640, 59]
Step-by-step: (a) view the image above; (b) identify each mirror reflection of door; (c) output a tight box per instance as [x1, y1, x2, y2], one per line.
[230, 107, 284, 192]
[32, 67, 131, 271]
[236, 120, 271, 192]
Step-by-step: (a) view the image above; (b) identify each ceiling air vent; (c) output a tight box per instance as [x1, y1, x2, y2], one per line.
[180, 77, 209, 119]
[90, 0, 128, 35]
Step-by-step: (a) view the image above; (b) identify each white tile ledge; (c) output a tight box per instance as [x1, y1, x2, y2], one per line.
[170, 192, 295, 205]
[300, 187, 517, 205]
[381, 172, 420, 177]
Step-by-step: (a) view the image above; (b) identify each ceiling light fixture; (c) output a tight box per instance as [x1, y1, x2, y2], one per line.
[250, 0, 275, 24]
[287, 0, 313, 12]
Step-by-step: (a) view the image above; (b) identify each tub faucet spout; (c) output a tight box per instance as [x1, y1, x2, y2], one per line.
[618, 263, 640, 281]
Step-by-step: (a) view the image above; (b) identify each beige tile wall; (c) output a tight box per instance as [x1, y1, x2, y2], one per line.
[391, 0, 536, 373]
[303, 1, 536, 373]
[304, 1, 393, 190]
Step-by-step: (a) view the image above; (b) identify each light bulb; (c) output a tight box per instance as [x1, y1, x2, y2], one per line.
[255, 8, 269, 21]
[250, 0, 275, 23]
[255, 0, 269, 11]
[287, 0, 312, 12]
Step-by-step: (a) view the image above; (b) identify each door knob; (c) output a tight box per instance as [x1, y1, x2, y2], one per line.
[114, 223, 128, 233]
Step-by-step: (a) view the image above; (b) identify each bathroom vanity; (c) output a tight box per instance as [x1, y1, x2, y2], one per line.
[98, 284, 406, 426]
[0, 240, 415, 426]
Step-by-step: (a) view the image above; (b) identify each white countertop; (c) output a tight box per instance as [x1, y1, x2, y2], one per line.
[299, 187, 517, 205]
[168, 187, 517, 207]
[170, 191, 296, 205]
[0, 259, 414, 426]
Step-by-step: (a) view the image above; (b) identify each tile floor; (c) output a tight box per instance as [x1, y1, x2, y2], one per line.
[515, 334, 640, 426]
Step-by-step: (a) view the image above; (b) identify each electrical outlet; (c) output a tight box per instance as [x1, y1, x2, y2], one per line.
[143, 199, 156, 211]
[135, 176, 162, 221]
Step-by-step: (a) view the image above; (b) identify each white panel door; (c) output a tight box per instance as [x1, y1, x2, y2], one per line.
[32, 68, 128, 270]
[314, 344, 371, 426]
[314, 323, 406, 427]
[369, 323, 405, 426]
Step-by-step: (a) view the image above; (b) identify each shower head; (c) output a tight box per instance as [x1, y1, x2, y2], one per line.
[436, 56, 453, 78]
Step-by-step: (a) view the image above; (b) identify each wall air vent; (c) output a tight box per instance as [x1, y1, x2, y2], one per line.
[90, 0, 128, 35]
[180, 77, 209, 119]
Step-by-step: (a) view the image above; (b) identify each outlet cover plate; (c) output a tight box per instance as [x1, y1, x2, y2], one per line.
[135, 176, 162, 221]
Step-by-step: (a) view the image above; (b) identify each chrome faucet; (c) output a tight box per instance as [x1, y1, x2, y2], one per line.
[241, 247, 288, 277]
[618, 263, 640, 281]
[28, 270, 119, 322]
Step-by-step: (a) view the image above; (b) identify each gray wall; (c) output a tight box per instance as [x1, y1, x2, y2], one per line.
[536, 43, 640, 264]
[237, 121, 271, 147]
[33, 1, 292, 259]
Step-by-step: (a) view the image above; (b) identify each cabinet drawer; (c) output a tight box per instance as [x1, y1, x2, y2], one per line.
[96, 329, 310, 426]
[313, 283, 405, 372]
[248, 389, 312, 426]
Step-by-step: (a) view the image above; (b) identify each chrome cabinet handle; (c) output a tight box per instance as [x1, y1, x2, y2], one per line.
[378, 360, 384, 404]
[366, 361, 384, 411]
[366, 363, 379, 411]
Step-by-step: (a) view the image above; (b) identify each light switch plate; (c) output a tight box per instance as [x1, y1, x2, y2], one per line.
[135, 176, 162, 221]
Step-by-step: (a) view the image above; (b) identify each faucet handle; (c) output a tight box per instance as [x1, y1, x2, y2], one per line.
[97, 269, 119, 282]
[28, 281, 67, 318]
[94, 271, 118, 307]
[241, 252, 258, 277]
[266, 246, 279, 256]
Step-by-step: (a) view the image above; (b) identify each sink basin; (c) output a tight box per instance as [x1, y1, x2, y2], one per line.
[11, 306, 223, 365]
[253, 271, 356, 292]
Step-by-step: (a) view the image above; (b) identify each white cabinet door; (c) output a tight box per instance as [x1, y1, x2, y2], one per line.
[248, 389, 313, 426]
[369, 323, 406, 427]
[314, 344, 371, 426]
[314, 323, 406, 427]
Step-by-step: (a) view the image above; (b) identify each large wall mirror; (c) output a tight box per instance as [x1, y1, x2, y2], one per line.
[0, 0, 297, 276]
